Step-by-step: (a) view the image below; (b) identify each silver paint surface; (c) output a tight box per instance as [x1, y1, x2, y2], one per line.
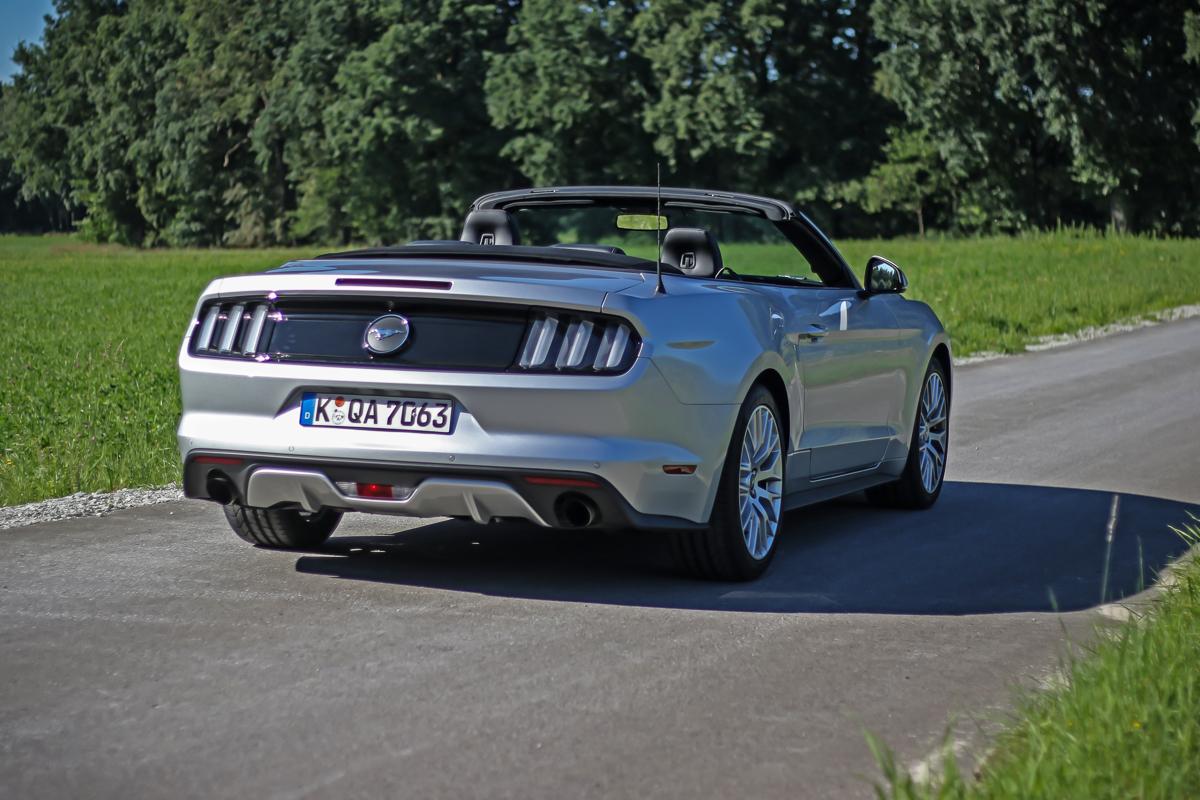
[178, 255, 948, 524]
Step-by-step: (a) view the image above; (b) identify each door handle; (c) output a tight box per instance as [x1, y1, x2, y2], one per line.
[803, 323, 828, 341]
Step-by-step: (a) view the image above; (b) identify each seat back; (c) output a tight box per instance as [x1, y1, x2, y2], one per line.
[662, 228, 723, 278]
[460, 210, 520, 246]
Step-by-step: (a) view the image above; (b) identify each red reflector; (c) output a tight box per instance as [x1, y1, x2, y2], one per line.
[335, 278, 453, 290]
[195, 456, 243, 465]
[356, 482, 395, 498]
[524, 475, 601, 489]
[662, 465, 697, 475]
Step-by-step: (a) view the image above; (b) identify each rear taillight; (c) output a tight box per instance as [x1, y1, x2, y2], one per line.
[191, 301, 273, 356]
[516, 312, 639, 374]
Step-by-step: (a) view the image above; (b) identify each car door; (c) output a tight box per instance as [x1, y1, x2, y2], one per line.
[777, 287, 902, 481]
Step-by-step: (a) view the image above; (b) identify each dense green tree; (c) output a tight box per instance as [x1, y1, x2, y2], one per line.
[486, 0, 653, 186]
[873, 0, 1200, 234]
[0, 0, 119, 233]
[632, 0, 780, 187]
[1024, 0, 1200, 233]
[265, 0, 382, 243]
[317, 0, 517, 243]
[86, 0, 187, 244]
[141, 0, 295, 245]
[853, 127, 948, 237]
[488, 0, 896, 234]
[872, 0, 1078, 232]
[2, 0, 1200, 241]
[1178, 12, 1199, 155]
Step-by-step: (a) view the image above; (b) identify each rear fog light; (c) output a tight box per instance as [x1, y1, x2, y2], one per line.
[335, 481, 409, 499]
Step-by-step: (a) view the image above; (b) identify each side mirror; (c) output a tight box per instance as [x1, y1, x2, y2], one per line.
[862, 256, 907, 295]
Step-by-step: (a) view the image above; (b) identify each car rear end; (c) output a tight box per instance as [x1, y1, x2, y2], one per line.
[177, 257, 735, 531]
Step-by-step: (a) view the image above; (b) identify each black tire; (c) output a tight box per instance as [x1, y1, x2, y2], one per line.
[671, 385, 784, 581]
[866, 358, 949, 510]
[223, 502, 342, 549]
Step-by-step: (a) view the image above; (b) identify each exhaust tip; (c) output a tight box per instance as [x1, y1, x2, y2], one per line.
[554, 493, 600, 528]
[205, 471, 237, 505]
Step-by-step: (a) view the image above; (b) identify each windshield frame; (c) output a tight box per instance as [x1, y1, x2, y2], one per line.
[473, 186, 858, 289]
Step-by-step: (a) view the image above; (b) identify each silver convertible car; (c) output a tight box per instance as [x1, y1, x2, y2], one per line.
[178, 186, 950, 580]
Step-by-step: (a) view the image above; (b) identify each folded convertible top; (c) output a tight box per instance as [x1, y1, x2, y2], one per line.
[313, 242, 683, 274]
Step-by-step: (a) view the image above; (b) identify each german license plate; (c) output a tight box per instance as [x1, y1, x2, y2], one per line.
[299, 393, 452, 434]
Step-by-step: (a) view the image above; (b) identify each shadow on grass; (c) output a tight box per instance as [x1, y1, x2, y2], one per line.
[293, 481, 1198, 614]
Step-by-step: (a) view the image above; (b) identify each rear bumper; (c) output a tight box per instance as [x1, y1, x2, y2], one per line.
[177, 354, 737, 525]
[183, 454, 704, 530]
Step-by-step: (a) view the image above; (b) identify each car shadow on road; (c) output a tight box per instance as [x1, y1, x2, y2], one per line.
[292, 481, 1198, 614]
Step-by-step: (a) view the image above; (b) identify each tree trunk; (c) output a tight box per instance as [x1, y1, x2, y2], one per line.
[916, 204, 925, 238]
[1110, 193, 1129, 234]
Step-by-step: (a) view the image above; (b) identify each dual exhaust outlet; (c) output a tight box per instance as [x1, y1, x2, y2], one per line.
[553, 493, 600, 529]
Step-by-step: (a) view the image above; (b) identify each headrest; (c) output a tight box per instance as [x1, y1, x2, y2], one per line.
[662, 227, 723, 278]
[460, 209, 520, 246]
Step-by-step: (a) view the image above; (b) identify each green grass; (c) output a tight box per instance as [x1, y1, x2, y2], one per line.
[872, 520, 1200, 800]
[0, 236, 313, 506]
[1, 231, 1199, 506]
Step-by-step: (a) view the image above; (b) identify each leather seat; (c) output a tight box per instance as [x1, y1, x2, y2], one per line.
[460, 210, 520, 246]
[662, 228, 723, 278]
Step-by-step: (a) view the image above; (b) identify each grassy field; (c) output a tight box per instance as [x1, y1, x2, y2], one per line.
[1, 231, 1199, 506]
[873, 521, 1200, 799]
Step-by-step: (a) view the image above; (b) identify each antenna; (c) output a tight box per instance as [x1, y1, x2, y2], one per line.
[655, 162, 666, 295]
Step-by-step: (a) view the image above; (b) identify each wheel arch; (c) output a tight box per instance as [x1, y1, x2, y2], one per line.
[751, 368, 791, 450]
[930, 342, 952, 400]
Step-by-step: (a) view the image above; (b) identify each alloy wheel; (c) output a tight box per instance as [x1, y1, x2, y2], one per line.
[738, 405, 783, 559]
[916, 372, 948, 494]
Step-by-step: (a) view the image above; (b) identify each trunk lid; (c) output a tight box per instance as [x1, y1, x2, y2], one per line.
[213, 256, 648, 313]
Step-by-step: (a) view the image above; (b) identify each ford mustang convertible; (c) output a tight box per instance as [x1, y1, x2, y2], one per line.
[178, 186, 950, 580]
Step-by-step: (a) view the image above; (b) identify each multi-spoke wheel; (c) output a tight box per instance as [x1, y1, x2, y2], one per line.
[738, 405, 784, 560]
[671, 385, 784, 581]
[867, 358, 950, 509]
[915, 369, 948, 494]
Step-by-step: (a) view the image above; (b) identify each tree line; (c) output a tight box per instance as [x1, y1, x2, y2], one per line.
[2, 0, 1199, 246]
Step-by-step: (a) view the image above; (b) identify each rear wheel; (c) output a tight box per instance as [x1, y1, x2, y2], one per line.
[671, 385, 784, 581]
[223, 502, 342, 549]
[866, 359, 949, 509]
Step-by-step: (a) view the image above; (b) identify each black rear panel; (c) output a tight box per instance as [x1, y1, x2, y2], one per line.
[191, 297, 529, 371]
[268, 299, 527, 370]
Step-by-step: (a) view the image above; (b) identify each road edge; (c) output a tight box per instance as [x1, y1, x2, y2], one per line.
[952, 303, 1200, 366]
[0, 485, 184, 530]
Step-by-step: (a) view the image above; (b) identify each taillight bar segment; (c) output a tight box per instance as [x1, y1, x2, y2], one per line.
[517, 312, 639, 374]
[193, 301, 273, 356]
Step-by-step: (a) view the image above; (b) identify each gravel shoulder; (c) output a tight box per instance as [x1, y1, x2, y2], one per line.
[0, 486, 183, 530]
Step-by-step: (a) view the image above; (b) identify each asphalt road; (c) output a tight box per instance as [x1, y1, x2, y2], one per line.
[3, 317, 1199, 799]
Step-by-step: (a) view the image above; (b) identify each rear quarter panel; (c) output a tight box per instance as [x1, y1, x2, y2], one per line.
[606, 278, 801, 448]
